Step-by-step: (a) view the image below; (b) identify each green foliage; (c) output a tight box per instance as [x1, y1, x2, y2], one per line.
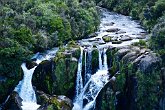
[0, 0, 100, 103]
[133, 40, 147, 47]
[136, 70, 161, 110]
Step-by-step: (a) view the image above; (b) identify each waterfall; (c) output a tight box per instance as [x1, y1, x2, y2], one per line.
[84, 49, 92, 84]
[103, 48, 108, 70]
[84, 50, 87, 84]
[74, 47, 84, 104]
[14, 48, 59, 110]
[73, 48, 109, 110]
[98, 49, 103, 70]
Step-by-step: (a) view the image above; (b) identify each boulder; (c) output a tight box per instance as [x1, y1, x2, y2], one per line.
[122, 52, 137, 63]
[111, 36, 118, 41]
[2, 91, 23, 110]
[115, 49, 130, 60]
[37, 91, 73, 110]
[139, 53, 161, 73]
[102, 36, 112, 42]
[116, 31, 126, 34]
[120, 35, 132, 41]
[33, 48, 79, 98]
[88, 33, 98, 38]
[103, 22, 115, 26]
[112, 41, 122, 44]
[26, 60, 38, 69]
[106, 28, 120, 33]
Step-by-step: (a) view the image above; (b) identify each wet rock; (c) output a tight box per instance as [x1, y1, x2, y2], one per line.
[102, 36, 112, 42]
[103, 22, 115, 26]
[136, 35, 146, 39]
[2, 91, 23, 110]
[139, 53, 161, 73]
[136, 32, 147, 39]
[106, 28, 120, 33]
[0, 76, 7, 83]
[33, 49, 79, 98]
[95, 38, 102, 41]
[112, 40, 122, 44]
[26, 60, 38, 69]
[120, 35, 132, 41]
[116, 31, 126, 34]
[88, 33, 98, 38]
[37, 91, 73, 110]
[111, 36, 118, 41]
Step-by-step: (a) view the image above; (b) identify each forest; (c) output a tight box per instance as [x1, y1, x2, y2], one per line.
[0, 0, 165, 110]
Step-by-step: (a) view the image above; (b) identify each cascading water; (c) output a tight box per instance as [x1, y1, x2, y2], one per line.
[73, 48, 109, 110]
[84, 48, 92, 84]
[103, 48, 108, 70]
[14, 48, 59, 110]
[74, 47, 84, 103]
[98, 49, 103, 70]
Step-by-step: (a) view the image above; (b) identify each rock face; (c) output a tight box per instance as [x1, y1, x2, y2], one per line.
[0, 71, 22, 104]
[36, 91, 73, 110]
[139, 53, 161, 73]
[32, 48, 80, 98]
[2, 91, 23, 110]
[160, 68, 165, 110]
[97, 45, 163, 110]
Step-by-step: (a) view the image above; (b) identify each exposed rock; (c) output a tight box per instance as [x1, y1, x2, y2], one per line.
[112, 40, 122, 44]
[132, 54, 146, 67]
[102, 36, 112, 42]
[136, 35, 146, 39]
[37, 91, 73, 110]
[160, 68, 165, 110]
[0, 76, 7, 83]
[115, 49, 130, 60]
[26, 60, 38, 69]
[2, 91, 23, 110]
[120, 35, 132, 41]
[139, 53, 161, 73]
[33, 49, 79, 98]
[111, 36, 118, 41]
[131, 46, 140, 54]
[88, 33, 98, 38]
[106, 28, 120, 33]
[116, 31, 126, 34]
[103, 22, 115, 26]
[122, 52, 137, 63]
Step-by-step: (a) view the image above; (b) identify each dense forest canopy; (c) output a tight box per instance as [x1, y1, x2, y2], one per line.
[0, 0, 165, 110]
[0, 0, 99, 78]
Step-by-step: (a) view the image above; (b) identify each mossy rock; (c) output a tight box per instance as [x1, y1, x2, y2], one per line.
[33, 48, 78, 98]
[92, 49, 99, 73]
[102, 36, 112, 42]
[37, 91, 73, 110]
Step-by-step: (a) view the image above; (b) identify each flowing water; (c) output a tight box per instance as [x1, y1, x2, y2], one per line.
[74, 47, 84, 103]
[73, 7, 146, 110]
[84, 48, 92, 84]
[14, 48, 59, 110]
[10, 7, 147, 110]
[73, 47, 109, 110]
